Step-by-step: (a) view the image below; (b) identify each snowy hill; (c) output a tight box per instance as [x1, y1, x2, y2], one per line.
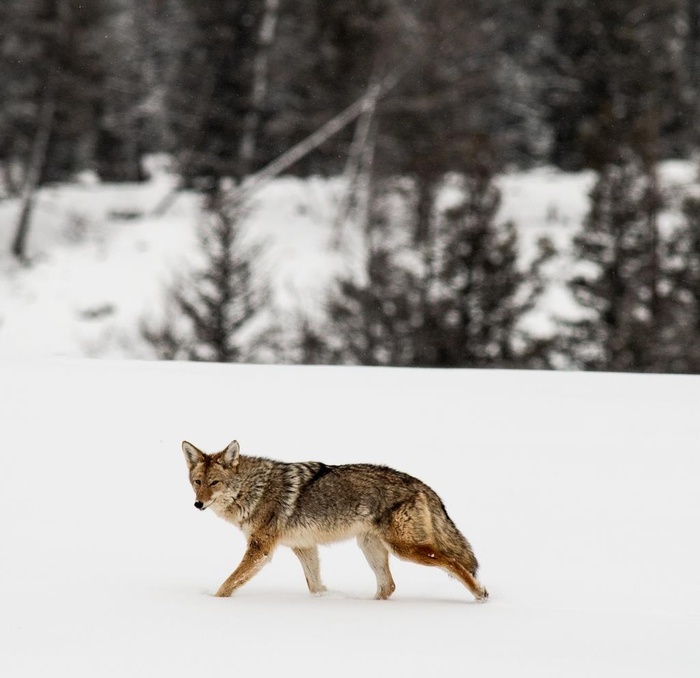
[1, 359, 698, 676]
[1, 161, 697, 360]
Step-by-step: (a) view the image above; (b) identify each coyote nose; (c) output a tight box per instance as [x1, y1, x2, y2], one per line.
[194, 501, 204, 510]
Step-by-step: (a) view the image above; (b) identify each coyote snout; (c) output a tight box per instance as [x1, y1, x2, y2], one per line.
[182, 439, 489, 602]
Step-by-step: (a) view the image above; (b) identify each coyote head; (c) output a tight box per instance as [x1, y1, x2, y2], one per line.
[182, 439, 240, 510]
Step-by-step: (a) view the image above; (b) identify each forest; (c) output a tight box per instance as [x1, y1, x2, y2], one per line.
[3, 0, 700, 373]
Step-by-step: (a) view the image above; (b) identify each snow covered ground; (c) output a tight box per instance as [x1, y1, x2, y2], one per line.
[1, 163, 699, 674]
[0, 168, 350, 359]
[1, 160, 697, 360]
[1, 359, 698, 676]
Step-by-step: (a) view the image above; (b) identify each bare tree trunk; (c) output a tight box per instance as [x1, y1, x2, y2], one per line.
[645, 166, 662, 371]
[332, 70, 381, 247]
[238, 0, 280, 177]
[12, 0, 72, 260]
[151, 64, 407, 216]
[12, 89, 56, 262]
[151, 67, 217, 215]
[227, 66, 406, 205]
[688, 0, 700, 146]
[414, 178, 434, 245]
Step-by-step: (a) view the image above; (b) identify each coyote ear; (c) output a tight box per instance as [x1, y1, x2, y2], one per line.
[222, 440, 240, 467]
[182, 441, 204, 470]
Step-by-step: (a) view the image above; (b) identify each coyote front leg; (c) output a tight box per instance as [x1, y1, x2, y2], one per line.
[215, 536, 276, 597]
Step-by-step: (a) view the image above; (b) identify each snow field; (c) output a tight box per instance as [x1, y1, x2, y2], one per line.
[1, 359, 698, 676]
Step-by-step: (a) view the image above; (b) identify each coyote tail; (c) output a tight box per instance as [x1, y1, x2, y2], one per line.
[428, 492, 479, 576]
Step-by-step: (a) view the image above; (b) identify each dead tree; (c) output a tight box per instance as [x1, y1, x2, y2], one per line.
[12, 88, 56, 262]
[238, 0, 280, 176]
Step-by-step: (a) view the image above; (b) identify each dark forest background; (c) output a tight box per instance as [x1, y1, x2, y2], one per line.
[3, 0, 700, 373]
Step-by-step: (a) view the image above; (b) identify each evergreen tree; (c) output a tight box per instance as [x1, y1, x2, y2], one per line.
[566, 154, 663, 371]
[0, 0, 150, 185]
[0, 1, 30, 194]
[486, 0, 556, 165]
[91, 0, 166, 182]
[426, 167, 553, 368]
[373, 0, 500, 242]
[165, 0, 270, 185]
[325, 243, 426, 367]
[142, 197, 270, 362]
[325, 164, 552, 368]
[32, 0, 112, 182]
[542, 0, 687, 170]
[261, 0, 399, 175]
[656, 195, 700, 373]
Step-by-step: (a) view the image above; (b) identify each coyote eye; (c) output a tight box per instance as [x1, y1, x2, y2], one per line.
[194, 479, 201, 485]
[210, 480, 219, 486]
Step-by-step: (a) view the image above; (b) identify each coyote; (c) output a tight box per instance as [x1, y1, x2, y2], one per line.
[182, 439, 488, 601]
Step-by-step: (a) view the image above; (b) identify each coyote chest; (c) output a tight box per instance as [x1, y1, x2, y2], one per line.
[182, 439, 489, 602]
[210, 500, 252, 534]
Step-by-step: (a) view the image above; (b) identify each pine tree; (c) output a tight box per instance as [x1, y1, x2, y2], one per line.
[542, 0, 687, 170]
[325, 164, 552, 368]
[0, 0, 149, 186]
[427, 167, 553, 368]
[165, 0, 270, 185]
[373, 0, 500, 242]
[487, 0, 556, 166]
[91, 0, 165, 182]
[657, 195, 700, 372]
[566, 154, 663, 371]
[325, 243, 426, 367]
[142, 197, 269, 362]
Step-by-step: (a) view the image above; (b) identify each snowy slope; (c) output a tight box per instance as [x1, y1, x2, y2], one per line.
[1, 161, 697, 360]
[0, 171, 348, 359]
[1, 359, 698, 676]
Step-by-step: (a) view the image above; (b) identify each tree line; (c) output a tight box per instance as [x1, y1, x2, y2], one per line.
[3, 1, 698, 187]
[3, 0, 700, 373]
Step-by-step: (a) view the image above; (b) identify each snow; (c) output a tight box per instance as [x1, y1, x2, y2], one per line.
[2, 160, 697, 361]
[0, 171, 350, 359]
[1, 359, 699, 676]
[1, 162, 700, 674]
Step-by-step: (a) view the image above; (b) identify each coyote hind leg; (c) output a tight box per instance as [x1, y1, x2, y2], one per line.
[357, 534, 396, 600]
[292, 546, 327, 595]
[387, 541, 489, 601]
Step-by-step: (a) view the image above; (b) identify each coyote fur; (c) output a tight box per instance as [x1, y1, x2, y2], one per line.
[182, 439, 488, 601]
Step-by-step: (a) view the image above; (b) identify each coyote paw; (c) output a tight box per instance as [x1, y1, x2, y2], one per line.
[375, 583, 396, 600]
[476, 587, 489, 602]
